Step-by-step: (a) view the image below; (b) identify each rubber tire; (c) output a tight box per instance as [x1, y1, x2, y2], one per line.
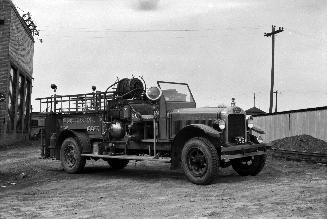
[231, 154, 266, 176]
[107, 159, 129, 170]
[60, 137, 86, 173]
[181, 137, 219, 185]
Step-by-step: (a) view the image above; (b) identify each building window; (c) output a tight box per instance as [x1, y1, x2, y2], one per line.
[7, 67, 17, 133]
[16, 74, 25, 132]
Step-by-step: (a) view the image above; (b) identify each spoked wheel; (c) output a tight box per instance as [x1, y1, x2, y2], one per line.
[231, 154, 266, 176]
[60, 137, 86, 173]
[107, 159, 129, 170]
[181, 137, 219, 185]
[187, 148, 208, 176]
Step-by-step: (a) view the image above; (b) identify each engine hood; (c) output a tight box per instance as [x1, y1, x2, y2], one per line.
[169, 107, 222, 121]
[169, 106, 245, 120]
[168, 106, 246, 139]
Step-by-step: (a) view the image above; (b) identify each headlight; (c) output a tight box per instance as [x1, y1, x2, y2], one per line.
[218, 119, 225, 130]
[213, 119, 225, 131]
[146, 86, 162, 101]
[247, 119, 254, 129]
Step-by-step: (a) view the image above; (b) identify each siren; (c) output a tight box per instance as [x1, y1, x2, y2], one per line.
[146, 86, 162, 101]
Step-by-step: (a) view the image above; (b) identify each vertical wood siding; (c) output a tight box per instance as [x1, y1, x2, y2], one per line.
[253, 108, 327, 142]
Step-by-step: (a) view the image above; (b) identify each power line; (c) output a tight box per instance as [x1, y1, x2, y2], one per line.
[36, 25, 266, 35]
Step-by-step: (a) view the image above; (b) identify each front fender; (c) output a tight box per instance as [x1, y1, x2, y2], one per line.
[187, 124, 221, 139]
[171, 124, 221, 169]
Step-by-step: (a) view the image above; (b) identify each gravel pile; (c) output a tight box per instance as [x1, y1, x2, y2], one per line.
[271, 135, 327, 154]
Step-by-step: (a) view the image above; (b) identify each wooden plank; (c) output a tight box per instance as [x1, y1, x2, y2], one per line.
[254, 108, 327, 142]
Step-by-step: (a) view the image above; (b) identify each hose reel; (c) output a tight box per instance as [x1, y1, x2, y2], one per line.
[116, 77, 144, 99]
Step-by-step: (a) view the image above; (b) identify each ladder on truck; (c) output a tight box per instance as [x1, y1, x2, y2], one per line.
[35, 79, 124, 114]
[35, 91, 115, 113]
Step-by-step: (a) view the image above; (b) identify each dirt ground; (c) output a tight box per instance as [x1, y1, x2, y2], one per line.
[0, 142, 326, 218]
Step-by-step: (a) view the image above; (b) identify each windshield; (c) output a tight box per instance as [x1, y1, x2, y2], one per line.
[157, 81, 194, 102]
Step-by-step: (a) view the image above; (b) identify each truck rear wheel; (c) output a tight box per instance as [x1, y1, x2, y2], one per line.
[107, 159, 129, 170]
[181, 137, 219, 185]
[60, 137, 86, 173]
[231, 154, 266, 176]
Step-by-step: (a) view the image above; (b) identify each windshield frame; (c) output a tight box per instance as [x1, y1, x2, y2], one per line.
[157, 81, 195, 103]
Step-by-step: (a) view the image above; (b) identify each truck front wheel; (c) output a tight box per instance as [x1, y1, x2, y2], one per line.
[60, 137, 86, 173]
[231, 154, 266, 176]
[181, 137, 219, 185]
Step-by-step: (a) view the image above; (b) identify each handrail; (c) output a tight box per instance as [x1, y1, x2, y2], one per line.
[36, 90, 114, 113]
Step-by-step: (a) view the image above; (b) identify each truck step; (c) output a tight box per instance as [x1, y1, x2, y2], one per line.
[81, 154, 171, 162]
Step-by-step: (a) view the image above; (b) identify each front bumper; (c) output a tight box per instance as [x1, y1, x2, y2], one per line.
[220, 143, 271, 160]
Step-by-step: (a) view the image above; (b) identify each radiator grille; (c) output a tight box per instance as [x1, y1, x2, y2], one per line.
[228, 114, 246, 142]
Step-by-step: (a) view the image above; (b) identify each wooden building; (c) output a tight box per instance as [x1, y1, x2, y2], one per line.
[0, 0, 34, 145]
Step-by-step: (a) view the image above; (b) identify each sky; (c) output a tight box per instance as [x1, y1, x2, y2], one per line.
[12, 0, 327, 112]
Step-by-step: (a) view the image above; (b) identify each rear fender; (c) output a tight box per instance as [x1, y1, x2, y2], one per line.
[171, 124, 221, 169]
[55, 129, 91, 160]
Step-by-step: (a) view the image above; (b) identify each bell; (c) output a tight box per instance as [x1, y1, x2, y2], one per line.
[109, 121, 125, 139]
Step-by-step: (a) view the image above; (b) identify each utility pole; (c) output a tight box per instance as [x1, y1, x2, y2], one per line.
[273, 90, 278, 112]
[265, 25, 284, 113]
[253, 92, 256, 107]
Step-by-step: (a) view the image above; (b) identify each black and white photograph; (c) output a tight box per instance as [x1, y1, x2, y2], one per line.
[0, 0, 326, 218]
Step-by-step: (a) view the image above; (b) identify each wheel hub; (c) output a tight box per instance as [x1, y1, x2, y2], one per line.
[64, 144, 77, 167]
[187, 148, 208, 177]
[241, 157, 254, 166]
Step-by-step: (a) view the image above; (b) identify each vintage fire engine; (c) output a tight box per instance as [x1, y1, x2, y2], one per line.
[36, 77, 268, 185]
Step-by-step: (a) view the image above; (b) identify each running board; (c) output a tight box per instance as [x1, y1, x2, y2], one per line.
[81, 154, 171, 163]
[221, 151, 265, 160]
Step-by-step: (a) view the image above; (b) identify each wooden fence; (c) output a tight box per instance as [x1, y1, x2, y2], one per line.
[252, 106, 327, 142]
